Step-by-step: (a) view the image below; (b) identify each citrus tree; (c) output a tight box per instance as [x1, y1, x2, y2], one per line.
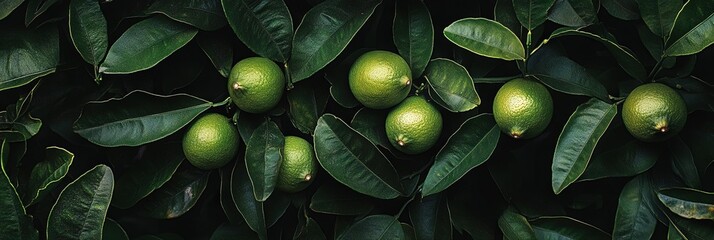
[1, 0, 713, 239]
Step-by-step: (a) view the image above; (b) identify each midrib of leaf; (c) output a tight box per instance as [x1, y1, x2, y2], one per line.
[667, 13, 714, 52]
[75, 103, 209, 133]
[428, 124, 497, 192]
[234, 0, 287, 62]
[69, 2, 103, 65]
[431, 83, 479, 105]
[618, 183, 650, 240]
[79, 176, 104, 240]
[375, 218, 398, 240]
[448, 31, 521, 60]
[27, 160, 71, 204]
[0, 68, 55, 90]
[104, 28, 195, 71]
[532, 226, 577, 240]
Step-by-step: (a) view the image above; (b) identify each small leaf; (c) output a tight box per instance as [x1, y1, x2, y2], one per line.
[512, 0, 556, 30]
[552, 98, 617, 194]
[658, 187, 714, 220]
[409, 194, 452, 240]
[337, 215, 405, 240]
[443, 18, 525, 61]
[530, 216, 610, 239]
[393, 0, 434, 77]
[147, 0, 226, 31]
[635, 0, 683, 38]
[231, 159, 267, 239]
[310, 182, 374, 216]
[133, 165, 210, 219]
[22, 146, 73, 206]
[314, 114, 404, 199]
[613, 175, 657, 240]
[69, 0, 108, 70]
[288, 82, 330, 134]
[222, 0, 293, 62]
[0, 24, 58, 92]
[601, 0, 639, 20]
[498, 207, 537, 240]
[422, 114, 500, 196]
[112, 142, 185, 209]
[196, 32, 233, 78]
[245, 120, 284, 202]
[289, 0, 381, 82]
[664, 0, 714, 56]
[548, 0, 598, 27]
[73, 90, 212, 147]
[47, 165, 114, 240]
[0, 0, 23, 20]
[529, 50, 609, 101]
[103, 218, 129, 240]
[424, 58, 481, 112]
[0, 140, 38, 240]
[100, 16, 198, 74]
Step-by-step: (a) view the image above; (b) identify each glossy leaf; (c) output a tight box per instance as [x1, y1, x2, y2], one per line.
[103, 218, 129, 240]
[310, 182, 374, 216]
[530, 216, 610, 239]
[0, 0, 23, 20]
[423, 58, 481, 112]
[0, 140, 38, 240]
[548, 0, 598, 27]
[613, 175, 657, 240]
[69, 0, 108, 69]
[409, 194, 452, 240]
[658, 188, 714, 220]
[231, 159, 267, 239]
[393, 0, 434, 77]
[288, 83, 329, 134]
[245, 120, 284, 202]
[494, 0, 522, 37]
[147, 0, 226, 31]
[579, 139, 657, 182]
[636, 0, 683, 38]
[47, 165, 114, 240]
[100, 16, 198, 74]
[288, 0, 381, 82]
[667, 212, 714, 240]
[222, 0, 292, 62]
[498, 207, 536, 240]
[350, 108, 390, 147]
[197, 32, 233, 78]
[112, 142, 185, 209]
[512, 0, 556, 30]
[23, 146, 73, 206]
[0, 24, 58, 92]
[664, 0, 714, 56]
[314, 114, 404, 199]
[443, 18, 525, 61]
[601, 0, 639, 20]
[422, 114, 500, 196]
[133, 165, 210, 219]
[552, 98, 617, 194]
[529, 53, 609, 101]
[73, 90, 212, 147]
[337, 215, 405, 240]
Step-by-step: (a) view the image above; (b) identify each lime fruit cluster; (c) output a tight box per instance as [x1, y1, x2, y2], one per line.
[385, 96, 443, 154]
[622, 83, 687, 142]
[492, 78, 553, 139]
[277, 136, 318, 193]
[228, 57, 285, 113]
[182, 113, 239, 170]
[349, 50, 412, 109]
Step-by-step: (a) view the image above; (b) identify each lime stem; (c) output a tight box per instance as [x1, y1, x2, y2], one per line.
[212, 97, 231, 107]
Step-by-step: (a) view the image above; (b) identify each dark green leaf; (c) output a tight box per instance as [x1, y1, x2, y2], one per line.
[401, 224, 416, 240]
[231, 159, 267, 240]
[669, 137, 701, 188]
[22, 146, 73, 206]
[579, 138, 657, 182]
[73, 90, 212, 147]
[409, 194, 452, 240]
[548, 0, 598, 27]
[24, 0, 61, 25]
[210, 223, 259, 240]
[635, 0, 683, 38]
[112, 142, 185, 209]
[0, 24, 58, 92]
[664, 0, 714, 56]
[668, 222, 686, 240]
[552, 98, 616, 194]
[337, 215, 405, 240]
[309, 182, 374, 216]
[498, 207, 536, 240]
[512, 0, 556, 30]
[147, 0, 226, 31]
[288, 0, 381, 82]
[668, 213, 714, 240]
[47, 165, 114, 240]
[69, 0, 108, 71]
[393, 0, 434, 77]
[219, 166, 243, 224]
[245, 120, 284, 202]
[0, 0, 23, 20]
[0, 111, 42, 143]
[529, 52, 609, 101]
[134, 165, 210, 219]
[102, 218, 129, 240]
[422, 114, 500, 196]
[494, 0, 522, 37]
[423, 58, 481, 112]
[235, 111, 265, 144]
[197, 32, 233, 78]
[100, 16, 198, 74]
[658, 187, 714, 220]
[295, 218, 327, 240]
[349, 108, 390, 147]
[0, 140, 38, 240]
[448, 191, 496, 239]
[222, 0, 293, 62]
[601, 0, 639, 20]
[443, 18, 525, 61]
[288, 82, 329, 134]
[530, 216, 610, 239]
[314, 114, 404, 199]
[613, 175, 657, 240]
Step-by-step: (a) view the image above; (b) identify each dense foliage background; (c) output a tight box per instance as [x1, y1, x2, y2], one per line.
[1, 0, 713, 239]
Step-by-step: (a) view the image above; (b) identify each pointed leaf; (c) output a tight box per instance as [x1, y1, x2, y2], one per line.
[23, 146, 73, 206]
[613, 175, 657, 240]
[424, 58, 481, 112]
[24, 0, 61, 26]
[73, 90, 212, 147]
[69, 0, 108, 69]
[310, 182, 374, 216]
[409, 194, 452, 240]
[0, 24, 58, 92]
[393, 0, 434, 77]
[314, 114, 404, 199]
[444, 18, 525, 61]
[288, 0, 381, 82]
[635, 0, 683, 38]
[529, 52, 609, 101]
[337, 215, 405, 240]
[147, 0, 226, 31]
[99, 16, 198, 74]
[512, 0, 556, 30]
[133, 166, 210, 219]
[47, 165, 114, 240]
[601, 0, 639, 20]
[0, 140, 38, 240]
[658, 187, 714, 220]
[422, 114, 500, 196]
[498, 207, 537, 240]
[664, 0, 714, 56]
[231, 159, 267, 239]
[530, 216, 610, 239]
[222, 0, 292, 62]
[552, 98, 617, 194]
[0, 0, 23, 20]
[197, 32, 233, 78]
[245, 120, 284, 202]
[548, 0, 598, 27]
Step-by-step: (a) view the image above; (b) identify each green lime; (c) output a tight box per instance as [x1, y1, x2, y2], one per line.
[622, 83, 687, 142]
[385, 96, 443, 154]
[277, 136, 317, 193]
[492, 78, 553, 139]
[182, 113, 239, 170]
[349, 50, 412, 109]
[228, 57, 285, 113]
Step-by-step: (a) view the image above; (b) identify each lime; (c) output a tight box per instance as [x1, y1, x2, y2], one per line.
[182, 113, 239, 170]
[385, 96, 443, 154]
[277, 136, 317, 193]
[492, 78, 553, 139]
[228, 57, 285, 113]
[622, 83, 687, 142]
[349, 50, 412, 109]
